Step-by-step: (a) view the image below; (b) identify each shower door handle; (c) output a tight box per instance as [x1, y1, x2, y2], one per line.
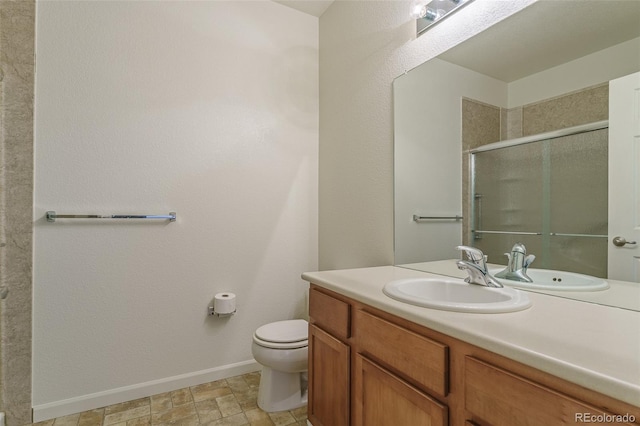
[612, 236, 637, 247]
[474, 193, 482, 240]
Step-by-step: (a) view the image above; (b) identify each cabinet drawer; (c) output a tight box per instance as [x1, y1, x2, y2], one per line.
[465, 357, 636, 425]
[309, 287, 350, 340]
[355, 309, 449, 397]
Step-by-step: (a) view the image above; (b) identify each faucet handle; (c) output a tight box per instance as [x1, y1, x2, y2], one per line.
[524, 254, 535, 269]
[456, 246, 485, 266]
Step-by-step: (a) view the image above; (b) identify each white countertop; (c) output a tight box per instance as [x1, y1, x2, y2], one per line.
[302, 265, 640, 407]
[402, 259, 640, 312]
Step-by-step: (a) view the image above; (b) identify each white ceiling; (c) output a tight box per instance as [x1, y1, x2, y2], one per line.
[272, 0, 334, 17]
[272, 1, 640, 81]
[439, 1, 640, 82]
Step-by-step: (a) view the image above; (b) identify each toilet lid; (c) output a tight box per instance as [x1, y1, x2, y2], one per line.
[255, 319, 308, 344]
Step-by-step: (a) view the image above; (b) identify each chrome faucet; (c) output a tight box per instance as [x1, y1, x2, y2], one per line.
[495, 243, 535, 283]
[455, 246, 503, 288]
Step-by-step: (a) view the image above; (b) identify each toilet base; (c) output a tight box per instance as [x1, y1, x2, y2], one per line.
[257, 366, 308, 412]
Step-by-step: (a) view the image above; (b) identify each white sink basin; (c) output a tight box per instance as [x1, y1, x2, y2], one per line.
[488, 268, 609, 292]
[383, 277, 531, 313]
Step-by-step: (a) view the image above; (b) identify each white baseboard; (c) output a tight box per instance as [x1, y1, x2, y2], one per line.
[32, 360, 260, 422]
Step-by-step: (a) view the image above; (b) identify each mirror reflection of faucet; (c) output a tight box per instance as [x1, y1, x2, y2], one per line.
[495, 243, 535, 283]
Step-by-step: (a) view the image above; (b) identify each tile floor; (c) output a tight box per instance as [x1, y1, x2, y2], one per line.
[29, 372, 307, 426]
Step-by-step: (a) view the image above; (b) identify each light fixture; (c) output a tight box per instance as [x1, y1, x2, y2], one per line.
[412, 0, 475, 36]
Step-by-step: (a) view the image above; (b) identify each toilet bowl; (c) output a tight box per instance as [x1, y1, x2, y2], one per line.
[252, 319, 308, 412]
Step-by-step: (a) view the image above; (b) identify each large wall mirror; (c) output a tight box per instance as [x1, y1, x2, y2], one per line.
[394, 1, 640, 311]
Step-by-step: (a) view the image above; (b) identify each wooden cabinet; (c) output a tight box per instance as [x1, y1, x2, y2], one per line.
[464, 357, 637, 426]
[355, 309, 449, 397]
[308, 287, 351, 426]
[308, 286, 450, 425]
[309, 287, 350, 340]
[308, 324, 350, 426]
[307, 284, 640, 426]
[353, 354, 447, 426]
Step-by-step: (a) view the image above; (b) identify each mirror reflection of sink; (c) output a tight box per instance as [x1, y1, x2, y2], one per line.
[488, 268, 609, 292]
[383, 278, 531, 313]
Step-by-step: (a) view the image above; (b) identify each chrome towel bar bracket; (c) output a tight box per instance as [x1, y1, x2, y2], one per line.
[46, 211, 176, 223]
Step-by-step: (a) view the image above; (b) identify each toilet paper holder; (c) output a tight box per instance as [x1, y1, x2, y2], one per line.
[208, 292, 237, 317]
[208, 304, 236, 317]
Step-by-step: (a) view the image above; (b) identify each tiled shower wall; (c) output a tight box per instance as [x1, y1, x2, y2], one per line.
[461, 83, 609, 250]
[0, 1, 35, 425]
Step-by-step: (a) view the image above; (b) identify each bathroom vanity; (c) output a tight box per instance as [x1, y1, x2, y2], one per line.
[302, 266, 640, 426]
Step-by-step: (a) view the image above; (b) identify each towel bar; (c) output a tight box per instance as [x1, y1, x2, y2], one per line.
[413, 215, 463, 222]
[46, 211, 176, 222]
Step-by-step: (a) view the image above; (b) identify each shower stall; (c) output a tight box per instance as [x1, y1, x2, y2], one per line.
[470, 121, 608, 278]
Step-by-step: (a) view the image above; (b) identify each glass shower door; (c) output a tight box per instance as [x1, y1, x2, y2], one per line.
[472, 128, 608, 277]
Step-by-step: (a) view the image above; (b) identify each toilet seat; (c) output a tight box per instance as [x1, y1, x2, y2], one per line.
[253, 319, 308, 349]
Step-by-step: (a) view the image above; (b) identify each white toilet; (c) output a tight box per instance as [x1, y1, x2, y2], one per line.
[251, 319, 309, 412]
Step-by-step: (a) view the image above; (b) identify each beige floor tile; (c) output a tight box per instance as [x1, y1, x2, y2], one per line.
[288, 407, 306, 422]
[155, 414, 200, 426]
[78, 408, 105, 426]
[215, 395, 242, 418]
[190, 380, 227, 394]
[191, 382, 232, 403]
[151, 404, 197, 424]
[225, 377, 249, 394]
[31, 421, 55, 426]
[105, 398, 150, 416]
[150, 392, 173, 414]
[232, 387, 258, 406]
[104, 406, 151, 426]
[170, 388, 194, 406]
[242, 373, 260, 389]
[52, 413, 80, 426]
[36, 371, 306, 426]
[243, 408, 273, 425]
[266, 412, 296, 426]
[248, 421, 275, 426]
[126, 415, 151, 426]
[194, 399, 222, 424]
[204, 413, 248, 426]
[237, 399, 258, 412]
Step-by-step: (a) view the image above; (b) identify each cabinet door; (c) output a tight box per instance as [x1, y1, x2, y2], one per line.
[308, 324, 350, 426]
[353, 354, 447, 426]
[465, 357, 637, 426]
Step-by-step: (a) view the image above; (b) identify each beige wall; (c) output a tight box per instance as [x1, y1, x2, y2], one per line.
[33, 1, 317, 421]
[394, 60, 508, 265]
[0, 1, 539, 424]
[318, 0, 536, 270]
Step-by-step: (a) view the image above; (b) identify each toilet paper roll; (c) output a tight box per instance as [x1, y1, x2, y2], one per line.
[214, 292, 236, 314]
